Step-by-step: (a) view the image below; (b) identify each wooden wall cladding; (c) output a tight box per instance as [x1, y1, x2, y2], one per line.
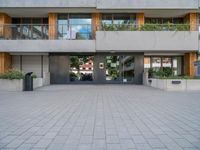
[48, 13, 57, 40]
[0, 53, 11, 73]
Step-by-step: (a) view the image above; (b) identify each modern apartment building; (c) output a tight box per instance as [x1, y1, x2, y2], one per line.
[0, 0, 199, 84]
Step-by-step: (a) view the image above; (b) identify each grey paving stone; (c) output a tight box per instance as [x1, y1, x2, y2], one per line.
[80, 136, 93, 144]
[147, 139, 166, 149]
[120, 139, 136, 149]
[132, 135, 147, 144]
[33, 139, 53, 148]
[5, 139, 24, 148]
[174, 138, 194, 148]
[106, 135, 120, 144]
[0, 85, 200, 150]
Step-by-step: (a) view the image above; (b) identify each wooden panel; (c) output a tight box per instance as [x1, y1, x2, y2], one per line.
[48, 13, 57, 40]
[144, 57, 150, 65]
[184, 13, 197, 31]
[0, 13, 11, 39]
[0, 53, 11, 73]
[92, 13, 102, 39]
[136, 13, 144, 29]
[184, 52, 197, 77]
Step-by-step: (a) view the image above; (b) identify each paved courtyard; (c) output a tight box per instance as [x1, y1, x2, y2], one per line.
[0, 85, 200, 150]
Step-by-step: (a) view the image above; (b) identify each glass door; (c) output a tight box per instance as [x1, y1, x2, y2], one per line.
[105, 55, 135, 83]
[121, 56, 135, 82]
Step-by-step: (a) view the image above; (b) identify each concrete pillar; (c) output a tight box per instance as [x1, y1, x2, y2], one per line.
[0, 13, 11, 39]
[184, 13, 198, 31]
[92, 13, 102, 39]
[48, 13, 57, 40]
[0, 53, 11, 73]
[184, 52, 197, 77]
[136, 13, 144, 29]
[183, 13, 198, 77]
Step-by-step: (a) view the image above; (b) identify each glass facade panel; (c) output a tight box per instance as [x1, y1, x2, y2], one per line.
[152, 57, 161, 71]
[106, 55, 135, 82]
[58, 14, 92, 40]
[145, 18, 184, 24]
[121, 56, 135, 82]
[102, 14, 136, 25]
[12, 18, 48, 39]
[106, 56, 120, 81]
[70, 56, 94, 82]
[146, 56, 183, 76]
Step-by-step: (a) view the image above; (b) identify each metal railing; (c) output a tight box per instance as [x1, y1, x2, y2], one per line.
[0, 24, 92, 40]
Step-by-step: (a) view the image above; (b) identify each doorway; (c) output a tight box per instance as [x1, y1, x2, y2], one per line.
[105, 55, 135, 83]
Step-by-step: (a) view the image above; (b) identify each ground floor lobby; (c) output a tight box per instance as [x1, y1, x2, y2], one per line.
[49, 53, 144, 84]
[0, 85, 200, 149]
[8, 52, 197, 85]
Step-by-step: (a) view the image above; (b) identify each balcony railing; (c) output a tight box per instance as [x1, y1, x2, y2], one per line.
[0, 24, 92, 40]
[0, 23, 197, 40]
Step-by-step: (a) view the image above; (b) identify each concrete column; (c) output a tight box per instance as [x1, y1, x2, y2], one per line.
[183, 13, 198, 77]
[0, 53, 11, 73]
[48, 13, 57, 40]
[136, 13, 144, 29]
[0, 13, 11, 39]
[92, 13, 102, 39]
[184, 13, 198, 31]
[184, 52, 197, 77]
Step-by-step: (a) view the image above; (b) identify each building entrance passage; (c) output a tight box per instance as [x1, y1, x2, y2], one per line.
[49, 53, 144, 84]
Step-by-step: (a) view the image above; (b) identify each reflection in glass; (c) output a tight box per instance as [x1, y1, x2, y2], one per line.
[152, 57, 161, 71]
[106, 56, 120, 81]
[58, 14, 92, 40]
[121, 56, 135, 82]
[106, 55, 135, 82]
[162, 57, 172, 67]
[70, 56, 93, 82]
[102, 14, 136, 25]
[173, 57, 182, 76]
[144, 57, 151, 69]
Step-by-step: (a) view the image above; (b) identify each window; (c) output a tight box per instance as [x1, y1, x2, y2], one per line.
[145, 18, 184, 24]
[102, 14, 136, 25]
[12, 18, 48, 39]
[146, 56, 183, 76]
[58, 14, 92, 40]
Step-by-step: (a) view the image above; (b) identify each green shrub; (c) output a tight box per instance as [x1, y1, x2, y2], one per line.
[140, 24, 190, 31]
[0, 70, 24, 80]
[148, 67, 172, 78]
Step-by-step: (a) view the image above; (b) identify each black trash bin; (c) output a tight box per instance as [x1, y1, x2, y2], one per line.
[24, 72, 33, 91]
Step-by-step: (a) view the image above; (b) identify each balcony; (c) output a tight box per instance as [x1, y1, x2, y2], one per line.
[0, 0, 96, 8]
[0, 24, 95, 52]
[97, 0, 198, 9]
[96, 24, 199, 52]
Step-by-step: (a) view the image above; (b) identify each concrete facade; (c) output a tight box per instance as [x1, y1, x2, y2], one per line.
[96, 31, 199, 52]
[0, 0, 200, 84]
[0, 0, 198, 9]
[0, 40, 96, 53]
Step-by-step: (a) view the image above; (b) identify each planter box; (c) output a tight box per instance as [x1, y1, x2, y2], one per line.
[0, 72, 50, 92]
[148, 78, 200, 91]
[0, 79, 23, 91]
[186, 80, 200, 90]
[33, 78, 43, 89]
